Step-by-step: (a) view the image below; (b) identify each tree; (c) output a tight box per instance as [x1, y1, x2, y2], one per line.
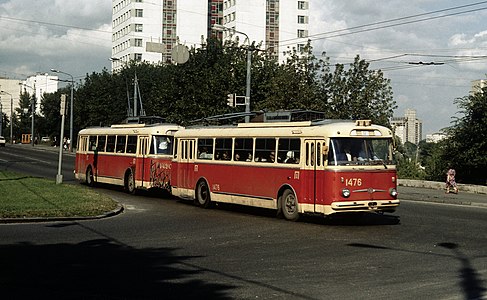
[326, 55, 395, 126]
[43, 38, 397, 149]
[15, 91, 37, 141]
[441, 87, 487, 184]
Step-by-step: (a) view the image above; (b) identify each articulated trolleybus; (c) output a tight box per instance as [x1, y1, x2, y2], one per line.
[172, 119, 399, 220]
[75, 123, 183, 193]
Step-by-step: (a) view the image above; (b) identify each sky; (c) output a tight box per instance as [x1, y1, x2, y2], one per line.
[1, 0, 486, 136]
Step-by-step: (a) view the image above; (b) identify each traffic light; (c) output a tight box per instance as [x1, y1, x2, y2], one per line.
[227, 93, 234, 107]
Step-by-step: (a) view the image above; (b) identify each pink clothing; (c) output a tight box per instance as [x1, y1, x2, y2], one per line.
[446, 169, 457, 188]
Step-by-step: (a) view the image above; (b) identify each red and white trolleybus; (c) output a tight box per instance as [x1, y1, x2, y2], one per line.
[75, 123, 183, 193]
[171, 120, 399, 220]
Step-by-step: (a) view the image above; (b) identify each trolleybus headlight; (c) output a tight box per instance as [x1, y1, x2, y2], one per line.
[389, 188, 398, 198]
[342, 188, 351, 198]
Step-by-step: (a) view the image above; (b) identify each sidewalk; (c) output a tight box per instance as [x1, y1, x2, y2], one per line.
[398, 179, 487, 208]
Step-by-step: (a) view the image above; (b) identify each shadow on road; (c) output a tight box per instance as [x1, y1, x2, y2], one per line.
[0, 238, 234, 299]
[347, 242, 486, 300]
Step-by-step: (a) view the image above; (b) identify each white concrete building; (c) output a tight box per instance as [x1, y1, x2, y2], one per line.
[0, 77, 22, 119]
[22, 74, 59, 114]
[111, 0, 211, 70]
[111, 0, 310, 70]
[426, 132, 447, 143]
[1, 74, 58, 119]
[391, 109, 423, 145]
[222, 0, 309, 62]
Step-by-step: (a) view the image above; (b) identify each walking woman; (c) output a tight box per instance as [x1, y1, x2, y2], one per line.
[445, 168, 458, 194]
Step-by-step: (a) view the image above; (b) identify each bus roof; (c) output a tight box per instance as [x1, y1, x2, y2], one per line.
[78, 123, 184, 136]
[176, 120, 393, 139]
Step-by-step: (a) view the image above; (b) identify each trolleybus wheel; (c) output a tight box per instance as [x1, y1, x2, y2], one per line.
[281, 189, 299, 221]
[125, 169, 136, 194]
[86, 167, 95, 187]
[196, 180, 211, 208]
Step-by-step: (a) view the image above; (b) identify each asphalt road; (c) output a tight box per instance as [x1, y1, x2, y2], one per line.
[0, 144, 486, 299]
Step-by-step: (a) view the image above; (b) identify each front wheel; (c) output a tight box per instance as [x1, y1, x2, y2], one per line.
[281, 189, 299, 221]
[195, 180, 211, 208]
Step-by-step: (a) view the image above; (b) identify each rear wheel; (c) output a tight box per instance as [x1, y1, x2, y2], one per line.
[195, 180, 211, 208]
[86, 167, 95, 187]
[125, 170, 136, 194]
[281, 189, 299, 221]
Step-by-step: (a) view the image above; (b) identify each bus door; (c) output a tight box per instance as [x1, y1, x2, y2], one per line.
[178, 139, 196, 198]
[77, 136, 88, 176]
[136, 136, 150, 187]
[302, 139, 326, 212]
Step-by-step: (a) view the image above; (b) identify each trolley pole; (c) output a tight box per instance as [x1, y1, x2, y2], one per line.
[56, 94, 67, 184]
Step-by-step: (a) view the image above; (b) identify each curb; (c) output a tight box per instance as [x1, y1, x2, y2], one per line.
[0, 203, 124, 224]
[401, 198, 487, 208]
[398, 179, 487, 194]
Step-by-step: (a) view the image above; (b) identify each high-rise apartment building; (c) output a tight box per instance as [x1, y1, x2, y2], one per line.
[391, 109, 423, 145]
[111, 0, 309, 70]
[222, 0, 309, 61]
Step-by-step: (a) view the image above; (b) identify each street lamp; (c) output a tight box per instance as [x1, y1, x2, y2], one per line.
[0, 91, 13, 144]
[51, 69, 74, 152]
[212, 24, 252, 123]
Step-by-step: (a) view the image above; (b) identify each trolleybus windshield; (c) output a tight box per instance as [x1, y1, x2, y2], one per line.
[328, 137, 392, 166]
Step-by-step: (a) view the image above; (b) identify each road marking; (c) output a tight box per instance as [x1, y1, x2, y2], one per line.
[124, 204, 147, 212]
[1, 152, 52, 165]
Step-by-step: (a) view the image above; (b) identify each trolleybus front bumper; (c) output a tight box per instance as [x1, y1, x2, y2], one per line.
[331, 199, 400, 212]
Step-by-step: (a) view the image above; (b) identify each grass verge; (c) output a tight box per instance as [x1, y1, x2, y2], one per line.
[0, 170, 119, 219]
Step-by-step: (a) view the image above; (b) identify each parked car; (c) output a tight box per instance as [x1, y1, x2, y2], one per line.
[41, 137, 50, 142]
[0, 136, 5, 147]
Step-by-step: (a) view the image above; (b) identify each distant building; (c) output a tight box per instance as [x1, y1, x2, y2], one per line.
[391, 109, 423, 144]
[425, 132, 447, 143]
[22, 74, 59, 114]
[0, 77, 22, 118]
[1, 74, 58, 122]
[111, 0, 310, 70]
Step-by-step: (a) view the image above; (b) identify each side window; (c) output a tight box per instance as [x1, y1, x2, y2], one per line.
[98, 135, 106, 152]
[79, 136, 88, 152]
[215, 138, 232, 160]
[126, 136, 137, 153]
[198, 138, 214, 160]
[106, 135, 116, 153]
[189, 140, 194, 159]
[277, 138, 300, 164]
[234, 138, 253, 162]
[116, 135, 126, 153]
[182, 140, 187, 159]
[255, 138, 276, 163]
[151, 135, 173, 155]
[88, 135, 97, 151]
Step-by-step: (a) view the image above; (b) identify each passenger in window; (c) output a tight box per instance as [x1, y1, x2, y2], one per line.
[222, 151, 230, 160]
[285, 151, 296, 163]
[234, 153, 241, 161]
[199, 147, 209, 159]
[246, 153, 252, 162]
[269, 151, 275, 163]
[158, 137, 171, 154]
